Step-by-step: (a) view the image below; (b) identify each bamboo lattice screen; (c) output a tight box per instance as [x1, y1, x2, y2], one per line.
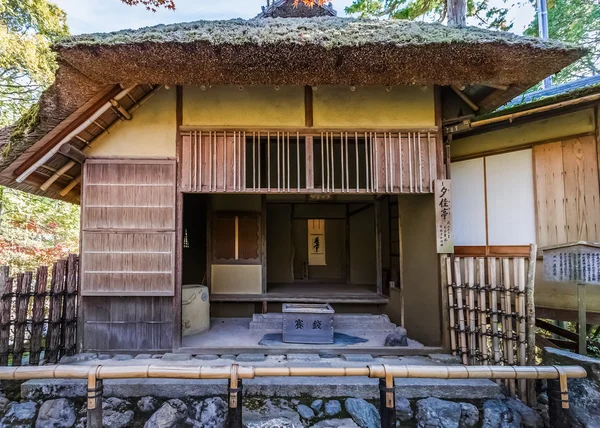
[442, 245, 537, 401]
[0, 255, 79, 366]
[181, 130, 438, 194]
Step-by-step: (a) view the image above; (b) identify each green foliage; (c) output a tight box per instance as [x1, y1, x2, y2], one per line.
[345, 0, 513, 30]
[0, 186, 79, 272]
[525, 0, 600, 83]
[0, 0, 69, 126]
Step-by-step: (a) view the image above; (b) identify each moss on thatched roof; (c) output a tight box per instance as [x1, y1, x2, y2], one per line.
[53, 18, 583, 88]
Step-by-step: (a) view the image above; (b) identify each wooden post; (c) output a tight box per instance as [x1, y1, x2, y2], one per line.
[0, 267, 11, 366]
[63, 254, 78, 356]
[547, 379, 569, 428]
[375, 200, 383, 295]
[577, 282, 587, 355]
[526, 244, 538, 407]
[87, 368, 103, 428]
[47, 260, 67, 364]
[305, 136, 314, 190]
[30, 266, 48, 365]
[228, 365, 243, 428]
[13, 272, 32, 366]
[379, 378, 396, 428]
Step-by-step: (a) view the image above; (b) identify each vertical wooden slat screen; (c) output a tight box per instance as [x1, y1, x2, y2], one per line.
[534, 136, 600, 247]
[181, 130, 438, 194]
[81, 159, 176, 352]
[81, 160, 176, 296]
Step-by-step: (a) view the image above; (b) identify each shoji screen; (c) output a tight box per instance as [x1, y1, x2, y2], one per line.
[486, 150, 536, 246]
[451, 158, 487, 246]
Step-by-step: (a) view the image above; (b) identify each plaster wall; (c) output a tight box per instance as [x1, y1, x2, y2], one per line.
[87, 87, 177, 157]
[312, 85, 435, 128]
[397, 194, 441, 346]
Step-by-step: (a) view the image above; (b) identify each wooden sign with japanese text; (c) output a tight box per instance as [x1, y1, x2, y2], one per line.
[435, 179, 454, 254]
[543, 242, 600, 285]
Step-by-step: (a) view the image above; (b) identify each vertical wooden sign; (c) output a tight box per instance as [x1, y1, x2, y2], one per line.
[435, 179, 454, 253]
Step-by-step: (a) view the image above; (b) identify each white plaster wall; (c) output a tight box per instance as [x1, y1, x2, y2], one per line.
[87, 87, 176, 158]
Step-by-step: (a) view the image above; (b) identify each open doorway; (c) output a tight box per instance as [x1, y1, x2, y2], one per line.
[266, 199, 378, 297]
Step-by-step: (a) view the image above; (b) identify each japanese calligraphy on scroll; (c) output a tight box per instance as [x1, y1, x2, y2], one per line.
[435, 179, 454, 254]
[543, 242, 600, 285]
[308, 219, 326, 266]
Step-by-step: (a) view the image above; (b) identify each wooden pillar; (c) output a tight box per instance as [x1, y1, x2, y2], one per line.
[375, 200, 383, 295]
[261, 195, 267, 294]
[305, 136, 314, 190]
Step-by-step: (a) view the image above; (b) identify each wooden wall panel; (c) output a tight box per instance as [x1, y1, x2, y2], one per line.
[534, 142, 566, 247]
[81, 232, 175, 295]
[534, 136, 600, 247]
[562, 136, 600, 243]
[83, 160, 175, 230]
[83, 297, 173, 351]
[81, 159, 176, 296]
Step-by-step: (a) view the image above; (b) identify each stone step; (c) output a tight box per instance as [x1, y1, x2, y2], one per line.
[249, 313, 397, 332]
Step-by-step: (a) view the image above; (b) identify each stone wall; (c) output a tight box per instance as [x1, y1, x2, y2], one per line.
[542, 347, 600, 427]
[0, 386, 546, 427]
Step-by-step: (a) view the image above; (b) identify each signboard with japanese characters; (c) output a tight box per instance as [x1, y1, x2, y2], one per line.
[542, 242, 600, 285]
[308, 219, 326, 266]
[435, 179, 454, 254]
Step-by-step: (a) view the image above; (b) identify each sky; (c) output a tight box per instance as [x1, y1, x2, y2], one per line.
[52, 0, 536, 36]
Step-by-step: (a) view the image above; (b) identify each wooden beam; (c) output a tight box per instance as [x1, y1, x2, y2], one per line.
[14, 85, 122, 177]
[58, 143, 86, 164]
[451, 85, 479, 112]
[535, 318, 579, 343]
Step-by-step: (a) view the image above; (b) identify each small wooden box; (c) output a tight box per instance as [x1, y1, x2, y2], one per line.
[282, 303, 334, 344]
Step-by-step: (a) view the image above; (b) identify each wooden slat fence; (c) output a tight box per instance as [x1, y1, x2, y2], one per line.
[442, 245, 537, 402]
[0, 254, 79, 366]
[181, 130, 438, 194]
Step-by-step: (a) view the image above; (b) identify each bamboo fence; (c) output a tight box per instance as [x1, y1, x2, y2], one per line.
[442, 245, 537, 402]
[0, 254, 79, 366]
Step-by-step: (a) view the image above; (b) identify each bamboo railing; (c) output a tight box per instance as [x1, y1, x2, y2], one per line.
[442, 245, 537, 402]
[0, 254, 79, 366]
[0, 363, 586, 428]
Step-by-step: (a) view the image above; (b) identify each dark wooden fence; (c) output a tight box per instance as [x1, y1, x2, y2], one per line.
[0, 254, 78, 366]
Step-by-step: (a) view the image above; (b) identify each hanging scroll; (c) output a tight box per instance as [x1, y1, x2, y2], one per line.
[308, 219, 326, 266]
[435, 179, 454, 253]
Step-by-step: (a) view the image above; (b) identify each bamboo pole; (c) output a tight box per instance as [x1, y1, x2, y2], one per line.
[355, 132, 359, 192]
[297, 132, 300, 192]
[489, 258, 501, 365]
[268, 132, 271, 192]
[341, 132, 345, 192]
[399, 133, 402, 192]
[517, 257, 527, 399]
[467, 258, 477, 365]
[526, 244, 538, 407]
[326, 132, 330, 192]
[321, 133, 325, 193]
[408, 133, 413, 192]
[478, 258, 488, 365]
[446, 256, 457, 355]
[331, 132, 335, 192]
[258, 132, 261, 191]
[277, 132, 280, 192]
[0, 364, 585, 382]
[502, 258, 516, 397]
[345, 132, 350, 193]
[384, 132, 389, 193]
[364, 132, 369, 192]
[454, 258, 468, 364]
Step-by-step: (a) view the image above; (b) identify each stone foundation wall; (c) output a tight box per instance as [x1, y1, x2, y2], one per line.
[0, 386, 546, 427]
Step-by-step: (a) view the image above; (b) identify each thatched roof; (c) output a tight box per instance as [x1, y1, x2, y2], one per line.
[0, 17, 585, 201]
[55, 18, 582, 88]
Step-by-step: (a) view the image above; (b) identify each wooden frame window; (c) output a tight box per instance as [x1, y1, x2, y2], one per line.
[212, 213, 261, 263]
